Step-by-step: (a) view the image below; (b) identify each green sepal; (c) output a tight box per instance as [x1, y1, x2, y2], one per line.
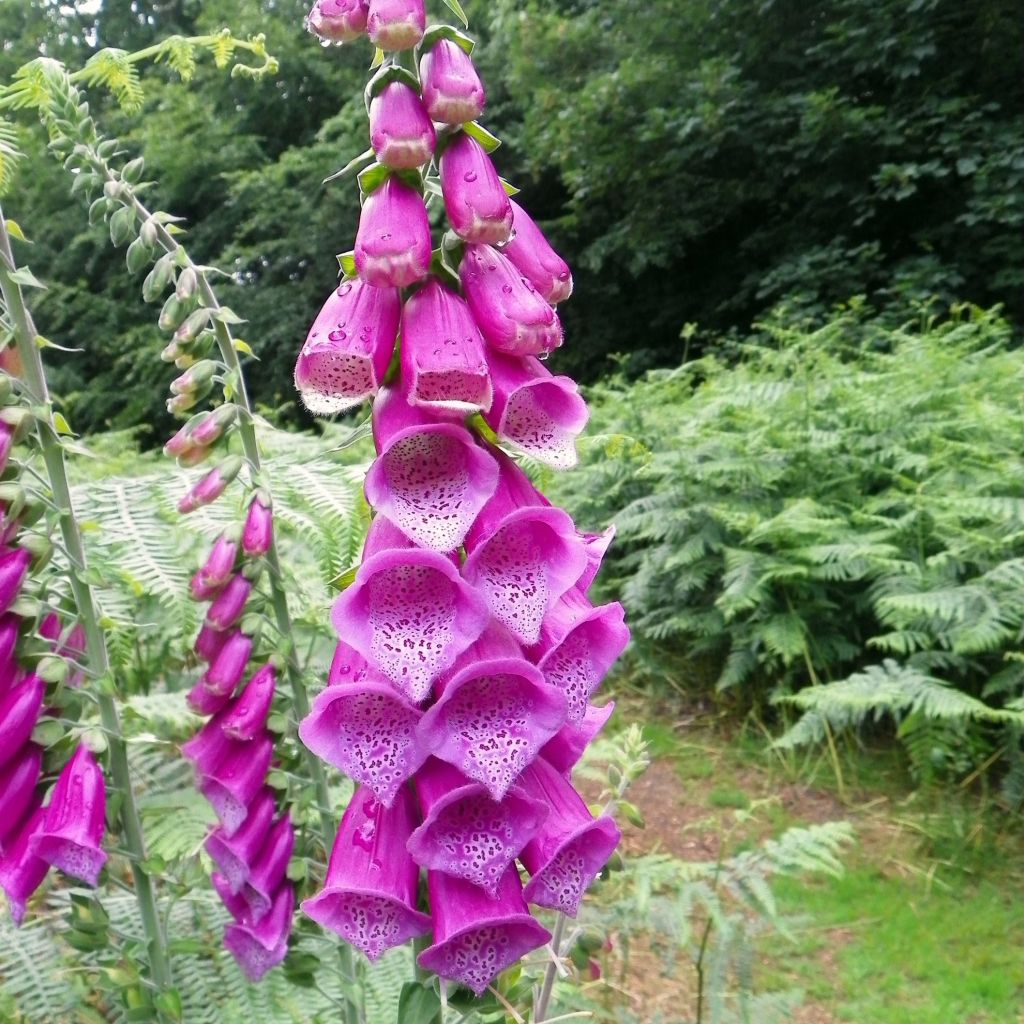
[419, 24, 475, 57]
[357, 161, 392, 196]
[364, 64, 421, 110]
[462, 120, 501, 153]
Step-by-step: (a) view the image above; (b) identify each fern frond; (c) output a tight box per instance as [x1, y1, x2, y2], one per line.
[159, 36, 199, 81]
[79, 49, 145, 113]
[0, 117, 24, 195]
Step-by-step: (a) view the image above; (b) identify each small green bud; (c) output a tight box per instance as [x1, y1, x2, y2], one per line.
[175, 267, 198, 301]
[102, 179, 122, 200]
[108, 205, 136, 247]
[0, 405, 34, 440]
[143, 257, 175, 304]
[158, 295, 188, 332]
[175, 308, 211, 344]
[20, 532, 53, 564]
[121, 156, 145, 184]
[139, 218, 160, 248]
[160, 340, 184, 363]
[126, 238, 151, 276]
[170, 359, 217, 395]
[36, 655, 69, 684]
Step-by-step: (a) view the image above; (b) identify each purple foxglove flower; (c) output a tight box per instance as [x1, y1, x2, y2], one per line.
[200, 733, 274, 836]
[484, 352, 588, 470]
[331, 542, 490, 702]
[224, 883, 294, 982]
[197, 534, 239, 593]
[31, 745, 108, 886]
[540, 701, 615, 777]
[205, 575, 253, 631]
[307, 0, 368, 43]
[0, 613, 21, 694]
[418, 866, 550, 996]
[460, 244, 563, 357]
[186, 679, 233, 717]
[242, 494, 273, 558]
[178, 457, 243, 514]
[407, 757, 547, 894]
[369, 82, 436, 170]
[417, 626, 568, 800]
[366, 0, 424, 50]
[440, 134, 513, 245]
[354, 177, 432, 289]
[579, 525, 616, 591]
[205, 788, 275, 894]
[0, 803, 48, 926]
[190, 570, 224, 602]
[400, 280, 493, 414]
[364, 386, 499, 551]
[503, 200, 573, 304]
[0, 547, 32, 616]
[212, 869, 253, 921]
[295, 279, 401, 415]
[419, 38, 486, 125]
[300, 677, 427, 807]
[517, 756, 621, 917]
[301, 785, 430, 960]
[194, 622, 229, 663]
[0, 675, 45, 770]
[328, 639, 371, 686]
[202, 630, 254, 697]
[462, 455, 588, 645]
[189, 404, 236, 448]
[241, 814, 294, 920]
[533, 591, 629, 721]
[0, 744, 43, 854]
[220, 664, 276, 742]
[163, 422, 195, 459]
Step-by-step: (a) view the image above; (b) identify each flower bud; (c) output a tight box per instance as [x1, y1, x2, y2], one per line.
[206, 575, 253, 631]
[307, 0, 369, 43]
[440, 134, 513, 245]
[202, 630, 253, 697]
[367, 0, 424, 51]
[502, 199, 573, 304]
[188, 404, 236, 448]
[178, 456, 244, 514]
[0, 422, 14, 476]
[158, 295, 189, 332]
[420, 39, 486, 125]
[175, 267, 198, 302]
[242, 494, 273, 557]
[166, 393, 199, 416]
[354, 177, 432, 288]
[196, 534, 239, 593]
[160, 340, 185, 363]
[170, 359, 217, 396]
[369, 82, 436, 170]
[0, 548, 32, 616]
[177, 446, 212, 468]
[194, 622, 229, 662]
[163, 422, 196, 460]
[174, 308, 212, 345]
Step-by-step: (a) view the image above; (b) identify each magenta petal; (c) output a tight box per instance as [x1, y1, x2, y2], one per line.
[328, 640, 371, 686]
[369, 81, 435, 170]
[0, 803, 48, 926]
[440, 134, 513, 246]
[331, 547, 490, 701]
[579, 526, 616, 592]
[224, 883, 294, 982]
[540, 702, 616, 777]
[299, 679, 427, 807]
[365, 387, 499, 551]
[502, 200, 573, 304]
[242, 496, 273, 558]
[419, 38, 485, 125]
[535, 594, 629, 721]
[206, 575, 253, 631]
[408, 758, 547, 894]
[517, 757, 621, 917]
[205, 789, 276, 894]
[0, 613, 21, 695]
[194, 623, 228, 664]
[354, 177, 431, 288]
[301, 786, 430, 960]
[417, 636, 568, 800]
[418, 868, 550, 996]
[187, 680, 233, 717]
[200, 734, 274, 836]
[242, 814, 294, 921]
[0, 675, 45, 770]
[307, 0, 368, 43]
[400, 280, 492, 414]
[197, 535, 238, 592]
[0, 548, 32, 615]
[295, 279, 401, 415]
[220, 664, 276, 741]
[202, 631, 253, 697]
[485, 353, 589, 470]
[367, 0, 425, 50]
[31, 745, 108, 886]
[0, 744, 43, 854]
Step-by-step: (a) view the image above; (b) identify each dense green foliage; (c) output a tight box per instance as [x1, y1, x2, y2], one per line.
[1, 0, 1022, 441]
[558, 306, 1024, 784]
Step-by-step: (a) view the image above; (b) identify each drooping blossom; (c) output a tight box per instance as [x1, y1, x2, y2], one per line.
[420, 38, 486, 125]
[307, 0, 369, 43]
[242, 493, 274, 558]
[440, 133, 513, 246]
[0, 804, 49, 926]
[369, 81, 436, 170]
[354, 177, 432, 288]
[366, 0, 424, 50]
[502, 199, 574, 304]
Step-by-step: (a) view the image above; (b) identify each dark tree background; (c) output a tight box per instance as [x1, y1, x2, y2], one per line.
[2, 0, 1021, 442]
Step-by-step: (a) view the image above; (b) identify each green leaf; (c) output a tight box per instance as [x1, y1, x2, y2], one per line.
[397, 982, 442, 1024]
[213, 306, 246, 326]
[9, 266, 45, 289]
[463, 121, 501, 152]
[4, 218, 28, 242]
[52, 411, 74, 435]
[336, 251, 357, 276]
[441, 0, 469, 28]
[499, 177, 520, 197]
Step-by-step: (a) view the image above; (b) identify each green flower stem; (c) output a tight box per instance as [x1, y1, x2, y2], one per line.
[0, 208, 175, 1016]
[534, 912, 567, 1022]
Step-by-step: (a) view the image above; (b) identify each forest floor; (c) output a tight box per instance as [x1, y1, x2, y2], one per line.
[581, 694, 1024, 1024]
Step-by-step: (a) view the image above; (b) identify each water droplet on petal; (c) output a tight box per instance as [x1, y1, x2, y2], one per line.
[463, 171, 478, 183]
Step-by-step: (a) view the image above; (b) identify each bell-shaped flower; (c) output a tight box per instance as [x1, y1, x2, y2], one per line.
[0, 675, 45, 770]
[540, 701, 615, 777]
[189, 404, 237, 448]
[401, 280, 492, 414]
[354, 177, 431, 289]
[533, 590, 629, 721]
[460, 244, 563, 357]
[302, 785, 430, 960]
[31, 745, 108, 886]
[206, 574, 253, 631]
[331, 521, 490, 700]
[205, 788, 275, 894]
[418, 866, 550, 996]
[220, 664, 276, 742]
[178, 457, 243, 514]
[0, 803, 49, 926]
[224, 883, 294, 982]
[196, 534, 239, 593]
[193, 623, 229, 664]
[502, 200, 573, 304]
[462, 456, 588, 645]
[420, 38, 485, 125]
[295, 279, 401, 415]
[367, 0, 424, 50]
[0, 744, 43, 854]
[440, 134, 513, 245]
[242, 494, 273, 557]
[364, 386, 499, 551]
[369, 82, 436, 170]
[484, 352, 588, 470]
[186, 678, 233, 716]
[0, 547, 31, 616]
[516, 756, 621, 916]
[307, 0, 368, 43]
[579, 525, 616, 591]
[241, 813, 294, 920]
[407, 758, 547, 894]
[417, 626, 567, 800]
[299, 677, 427, 806]
[202, 630, 253, 697]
